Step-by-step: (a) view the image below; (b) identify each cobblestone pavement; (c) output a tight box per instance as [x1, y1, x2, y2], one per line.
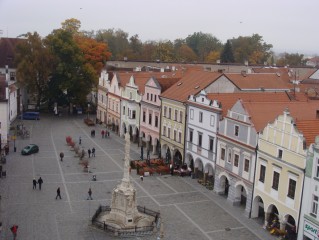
[0, 115, 276, 240]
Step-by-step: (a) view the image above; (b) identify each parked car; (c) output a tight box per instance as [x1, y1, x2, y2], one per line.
[20, 112, 40, 120]
[21, 144, 39, 155]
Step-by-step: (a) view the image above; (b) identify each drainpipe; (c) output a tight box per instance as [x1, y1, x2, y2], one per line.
[297, 166, 306, 235]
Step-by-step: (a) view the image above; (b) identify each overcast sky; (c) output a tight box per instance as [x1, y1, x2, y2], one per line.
[0, 0, 318, 55]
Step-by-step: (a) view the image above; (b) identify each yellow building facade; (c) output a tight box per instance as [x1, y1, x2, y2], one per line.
[252, 108, 306, 234]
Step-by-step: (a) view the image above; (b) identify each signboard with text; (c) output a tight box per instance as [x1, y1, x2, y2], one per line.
[304, 219, 319, 239]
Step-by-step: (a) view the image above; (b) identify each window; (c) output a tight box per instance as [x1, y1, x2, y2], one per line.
[272, 171, 280, 190]
[259, 165, 266, 183]
[244, 159, 249, 172]
[175, 110, 178, 121]
[234, 154, 239, 167]
[234, 125, 239, 136]
[149, 113, 152, 125]
[312, 195, 318, 216]
[164, 106, 167, 117]
[155, 116, 158, 127]
[278, 149, 283, 159]
[190, 109, 194, 119]
[174, 130, 177, 141]
[287, 179, 296, 199]
[123, 106, 125, 115]
[168, 108, 171, 119]
[316, 158, 319, 178]
[143, 111, 146, 122]
[227, 149, 232, 163]
[198, 133, 202, 147]
[147, 93, 149, 100]
[189, 129, 193, 143]
[10, 72, 15, 80]
[210, 115, 215, 126]
[178, 132, 182, 143]
[132, 110, 136, 119]
[168, 128, 171, 138]
[221, 148, 226, 161]
[209, 138, 214, 151]
[163, 126, 166, 136]
[154, 95, 157, 102]
[199, 112, 203, 123]
[150, 94, 153, 101]
[179, 111, 183, 123]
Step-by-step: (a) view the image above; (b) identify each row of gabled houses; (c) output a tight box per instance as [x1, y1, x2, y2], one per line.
[97, 64, 319, 239]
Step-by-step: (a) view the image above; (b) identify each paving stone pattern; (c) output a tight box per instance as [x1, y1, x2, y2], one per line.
[0, 115, 276, 240]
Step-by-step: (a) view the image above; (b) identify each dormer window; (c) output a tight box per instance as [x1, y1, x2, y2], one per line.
[177, 82, 182, 86]
[202, 97, 204, 102]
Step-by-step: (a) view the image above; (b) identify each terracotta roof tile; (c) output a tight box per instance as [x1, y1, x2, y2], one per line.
[296, 120, 319, 147]
[206, 92, 294, 118]
[160, 70, 222, 102]
[224, 73, 292, 90]
[242, 101, 319, 132]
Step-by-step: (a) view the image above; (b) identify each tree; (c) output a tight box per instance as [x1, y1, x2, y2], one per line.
[153, 41, 175, 62]
[140, 41, 157, 61]
[176, 44, 197, 62]
[276, 53, 304, 66]
[45, 28, 95, 106]
[61, 18, 81, 35]
[128, 34, 143, 60]
[95, 28, 130, 60]
[231, 34, 272, 64]
[220, 40, 235, 63]
[186, 32, 222, 61]
[205, 51, 220, 63]
[15, 32, 53, 108]
[74, 35, 111, 77]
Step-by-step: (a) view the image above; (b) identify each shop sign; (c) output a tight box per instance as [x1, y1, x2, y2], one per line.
[304, 219, 319, 239]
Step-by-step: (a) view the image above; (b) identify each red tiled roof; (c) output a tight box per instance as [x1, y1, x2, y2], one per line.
[0, 38, 25, 68]
[296, 120, 319, 147]
[157, 77, 181, 93]
[224, 73, 292, 90]
[242, 101, 319, 132]
[206, 92, 294, 117]
[160, 70, 222, 102]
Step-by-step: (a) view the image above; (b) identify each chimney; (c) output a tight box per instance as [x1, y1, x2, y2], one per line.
[241, 70, 247, 77]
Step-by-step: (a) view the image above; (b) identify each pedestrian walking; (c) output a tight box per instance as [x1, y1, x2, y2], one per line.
[107, 130, 110, 137]
[101, 130, 105, 138]
[88, 149, 91, 158]
[10, 225, 18, 240]
[87, 188, 93, 200]
[140, 175, 143, 181]
[56, 187, 62, 199]
[92, 147, 95, 157]
[59, 152, 64, 162]
[33, 178, 37, 189]
[38, 177, 43, 190]
[79, 136, 82, 145]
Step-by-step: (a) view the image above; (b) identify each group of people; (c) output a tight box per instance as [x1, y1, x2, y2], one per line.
[87, 148, 95, 158]
[101, 129, 110, 138]
[32, 177, 43, 190]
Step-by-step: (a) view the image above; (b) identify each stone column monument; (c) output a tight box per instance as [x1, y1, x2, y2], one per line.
[101, 133, 154, 228]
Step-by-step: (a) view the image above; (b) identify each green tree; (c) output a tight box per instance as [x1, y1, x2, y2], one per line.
[205, 51, 220, 63]
[140, 41, 157, 61]
[127, 34, 143, 60]
[95, 28, 130, 60]
[276, 53, 304, 66]
[186, 32, 222, 61]
[231, 34, 272, 64]
[45, 28, 95, 106]
[15, 32, 53, 108]
[220, 40, 235, 63]
[153, 41, 175, 62]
